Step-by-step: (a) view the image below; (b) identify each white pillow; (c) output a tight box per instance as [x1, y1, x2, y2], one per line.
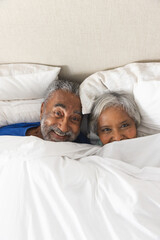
[134, 80, 160, 136]
[0, 63, 61, 100]
[80, 62, 160, 137]
[0, 63, 61, 126]
[0, 99, 43, 127]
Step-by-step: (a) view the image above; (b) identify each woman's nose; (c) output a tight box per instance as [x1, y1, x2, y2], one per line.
[112, 130, 123, 141]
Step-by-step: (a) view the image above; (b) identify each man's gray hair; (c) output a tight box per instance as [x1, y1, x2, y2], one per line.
[90, 91, 141, 134]
[43, 79, 80, 105]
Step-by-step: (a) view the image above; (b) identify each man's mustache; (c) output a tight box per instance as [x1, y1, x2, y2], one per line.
[48, 125, 72, 137]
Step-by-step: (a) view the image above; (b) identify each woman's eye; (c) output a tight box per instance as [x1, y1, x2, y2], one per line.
[102, 128, 111, 132]
[121, 123, 129, 128]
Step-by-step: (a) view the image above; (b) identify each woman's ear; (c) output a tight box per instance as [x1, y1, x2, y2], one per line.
[40, 102, 44, 120]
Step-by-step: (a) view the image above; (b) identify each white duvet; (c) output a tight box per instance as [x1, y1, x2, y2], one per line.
[0, 134, 160, 240]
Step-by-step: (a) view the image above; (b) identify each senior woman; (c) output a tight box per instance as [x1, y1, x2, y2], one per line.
[90, 91, 141, 145]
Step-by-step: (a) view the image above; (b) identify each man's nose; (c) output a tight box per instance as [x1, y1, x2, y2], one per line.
[58, 118, 69, 132]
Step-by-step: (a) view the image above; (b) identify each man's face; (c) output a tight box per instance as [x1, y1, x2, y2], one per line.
[40, 90, 82, 142]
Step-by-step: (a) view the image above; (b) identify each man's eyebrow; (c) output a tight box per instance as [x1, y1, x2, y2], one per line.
[54, 103, 66, 108]
[54, 103, 82, 115]
[74, 110, 82, 116]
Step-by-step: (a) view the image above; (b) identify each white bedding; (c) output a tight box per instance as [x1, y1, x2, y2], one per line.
[0, 134, 160, 240]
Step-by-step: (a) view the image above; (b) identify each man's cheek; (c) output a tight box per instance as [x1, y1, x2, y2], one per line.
[44, 118, 54, 126]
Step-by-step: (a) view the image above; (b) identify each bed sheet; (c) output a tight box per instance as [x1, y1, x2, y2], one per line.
[0, 134, 160, 240]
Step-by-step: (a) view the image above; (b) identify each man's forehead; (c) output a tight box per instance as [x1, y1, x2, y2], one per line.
[47, 90, 82, 113]
[51, 89, 79, 100]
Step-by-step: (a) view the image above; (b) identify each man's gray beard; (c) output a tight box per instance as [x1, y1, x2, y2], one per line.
[40, 117, 79, 142]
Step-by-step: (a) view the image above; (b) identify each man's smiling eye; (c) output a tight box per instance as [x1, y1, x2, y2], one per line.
[54, 111, 63, 117]
[71, 116, 81, 123]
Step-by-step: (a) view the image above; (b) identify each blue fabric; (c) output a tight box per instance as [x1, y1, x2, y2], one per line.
[0, 122, 40, 136]
[0, 122, 90, 144]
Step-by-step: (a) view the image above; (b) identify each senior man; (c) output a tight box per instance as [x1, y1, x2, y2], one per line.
[0, 79, 90, 143]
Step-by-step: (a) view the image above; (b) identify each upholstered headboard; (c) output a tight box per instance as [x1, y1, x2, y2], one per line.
[1, 0, 160, 82]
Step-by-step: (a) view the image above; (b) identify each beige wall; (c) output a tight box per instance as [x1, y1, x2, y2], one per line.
[0, 0, 160, 81]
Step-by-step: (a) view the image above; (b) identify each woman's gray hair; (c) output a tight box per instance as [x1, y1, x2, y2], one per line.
[43, 79, 80, 105]
[90, 91, 141, 134]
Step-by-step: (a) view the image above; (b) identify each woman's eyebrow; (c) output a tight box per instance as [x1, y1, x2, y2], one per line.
[120, 120, 128, 124]
[99, 125, 111, 128]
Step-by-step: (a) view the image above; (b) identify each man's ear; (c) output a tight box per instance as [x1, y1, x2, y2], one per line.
[40, 102, 44, 120]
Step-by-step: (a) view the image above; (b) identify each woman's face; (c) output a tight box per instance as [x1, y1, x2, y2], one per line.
[97, 106, 137, 145]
